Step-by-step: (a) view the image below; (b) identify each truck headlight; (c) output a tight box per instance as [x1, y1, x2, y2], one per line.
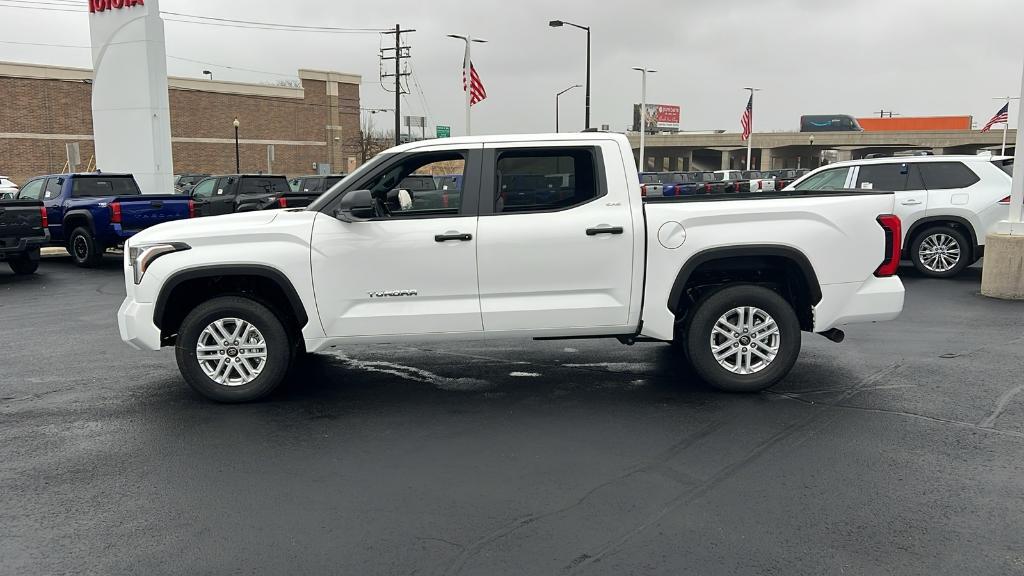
[129, 242, 190, 284]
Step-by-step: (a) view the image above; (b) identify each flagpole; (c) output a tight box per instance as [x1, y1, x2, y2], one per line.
[1003, 97, 1009, 156]
[744, 87, 760, 169]
[464, 37, 472, 136]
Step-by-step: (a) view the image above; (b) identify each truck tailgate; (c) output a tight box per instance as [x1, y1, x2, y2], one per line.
[0, 200, 46, 243]
[116, 195, 191, 230]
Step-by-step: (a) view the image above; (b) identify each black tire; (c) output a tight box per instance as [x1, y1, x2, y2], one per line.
[68, 226, 104, 268]
[684, 284, 801, 393]
[175, 296, 292, 403]
[910, 226, 971, 278]
[8, 249, 39, 275]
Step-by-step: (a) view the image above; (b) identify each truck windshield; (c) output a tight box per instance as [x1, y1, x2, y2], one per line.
[71, 176, 141, 197]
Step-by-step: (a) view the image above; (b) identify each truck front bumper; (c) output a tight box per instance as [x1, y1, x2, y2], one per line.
[814, 276, 905, 332]
[117, 296, 162, 351]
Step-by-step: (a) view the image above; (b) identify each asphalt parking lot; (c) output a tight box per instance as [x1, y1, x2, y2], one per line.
[1, 254, 1023, 576]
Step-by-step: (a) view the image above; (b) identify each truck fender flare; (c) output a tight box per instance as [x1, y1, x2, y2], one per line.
[153, 264, 309, 329]
[666, 244, 823, 313]
[62, 209, 96, 234]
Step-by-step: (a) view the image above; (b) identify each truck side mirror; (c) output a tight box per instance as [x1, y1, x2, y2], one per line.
[334, 189, 376, 222]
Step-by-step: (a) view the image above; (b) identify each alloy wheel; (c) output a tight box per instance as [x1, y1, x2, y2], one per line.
[709, 306, 780, 375]
[196, 318, 268, 386]
[918, 233, 961, 273]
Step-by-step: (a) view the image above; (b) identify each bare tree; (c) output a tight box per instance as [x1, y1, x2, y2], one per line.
[351, 115, 392, 164]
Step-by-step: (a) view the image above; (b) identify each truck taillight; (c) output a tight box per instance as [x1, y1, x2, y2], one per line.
[640, 184, 648, 197]
[188, 199, 196, 218]
[40, 206, 48, 229]
[999, 195, 1012, 205]
[110, 201, 121, 224]
[757, 180, 763, 191]
[704, 183, 711, 194]
[875, 214, 902, 277]
[278, 197, 288, 208]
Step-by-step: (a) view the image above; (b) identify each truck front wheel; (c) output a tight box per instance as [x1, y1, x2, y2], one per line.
[68, 227, 104, 268]
[175, 296, 292, 403]
[684, 284, 801, 393]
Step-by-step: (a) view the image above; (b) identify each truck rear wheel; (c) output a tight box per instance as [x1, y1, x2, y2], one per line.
[68, 227, 104, 268]
[175, 296, 292, 403]
[7, 249, 39, 275]
[684, 284, 801, 393]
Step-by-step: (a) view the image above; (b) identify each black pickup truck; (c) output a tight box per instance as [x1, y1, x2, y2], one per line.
[188, 174, 323, 218]
[0, 199, 49, 275]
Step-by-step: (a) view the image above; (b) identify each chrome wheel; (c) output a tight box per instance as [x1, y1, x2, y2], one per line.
[918, 232, 961, 273]
[710, 306, 780, 375]
[196, 318, 268, 386]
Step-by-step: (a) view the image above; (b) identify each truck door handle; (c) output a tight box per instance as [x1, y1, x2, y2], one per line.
[901, 199, 922, 206]
[150, 201, 163, 208]
[435, 233, 472, 242]
[586, 226, 624, 236]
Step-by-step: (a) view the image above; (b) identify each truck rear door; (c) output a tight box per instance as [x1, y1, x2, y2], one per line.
[476, 141, 637, 333]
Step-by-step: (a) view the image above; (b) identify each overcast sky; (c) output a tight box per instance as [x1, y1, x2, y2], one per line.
[3, 0, 1023, 136]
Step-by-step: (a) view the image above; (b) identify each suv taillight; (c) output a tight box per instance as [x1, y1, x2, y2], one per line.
[875, 214, 902, 277]
[110, 201, 122, 224]
[188, 199, 196, 218]
[278, 197, 288, 208]
[999, 195, 1012, 205]
[40, 206, 48, 229]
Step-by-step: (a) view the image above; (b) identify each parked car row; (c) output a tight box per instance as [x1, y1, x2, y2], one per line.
[6, 170, 348, 270]
[639, 169, 810, 197]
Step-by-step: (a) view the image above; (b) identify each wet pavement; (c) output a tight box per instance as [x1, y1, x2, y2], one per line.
[1, 255, 1022, 575]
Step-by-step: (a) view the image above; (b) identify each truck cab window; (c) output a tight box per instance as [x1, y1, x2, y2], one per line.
[44, 178, 63, 199]
[365, 151, 468, 216]
[494, 148, 599, 213]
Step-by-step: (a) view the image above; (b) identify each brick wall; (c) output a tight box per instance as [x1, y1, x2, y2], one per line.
[0, 69, 361, 185]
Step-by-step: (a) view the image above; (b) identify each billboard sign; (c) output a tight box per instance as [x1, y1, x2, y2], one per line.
[633, 104, 680, 133]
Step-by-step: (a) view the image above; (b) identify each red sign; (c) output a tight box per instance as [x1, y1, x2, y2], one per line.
[89, 0, 144, 13]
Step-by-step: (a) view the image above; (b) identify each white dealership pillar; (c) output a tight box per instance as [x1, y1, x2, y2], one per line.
[980, 61, 1024, 299]
[89, 0, 173, 195]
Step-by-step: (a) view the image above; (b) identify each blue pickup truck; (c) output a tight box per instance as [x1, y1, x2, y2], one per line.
[15, 173, 191, 267]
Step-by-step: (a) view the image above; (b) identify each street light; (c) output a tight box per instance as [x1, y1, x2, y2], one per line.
[556, 84, 582, 133]
[447, 34, 488, 136]
[632, 67, 656, 172]
[203, 70, 213, 80]
[808, 134, 815, 168]
[233, 117, 240, 173]
[549, 19, 591, 130]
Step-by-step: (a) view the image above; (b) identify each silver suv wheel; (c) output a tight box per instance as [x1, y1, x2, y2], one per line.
[918, 232, 961, 273]
[196, 318, 268, 386]
[710, 306, 780, 375]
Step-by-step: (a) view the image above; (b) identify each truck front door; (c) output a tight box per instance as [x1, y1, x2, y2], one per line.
[311, 145, 484, 337]
[476, 143, 636, 333]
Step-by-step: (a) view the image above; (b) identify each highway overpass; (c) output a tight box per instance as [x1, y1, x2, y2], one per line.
[627, 130, 1017, 172]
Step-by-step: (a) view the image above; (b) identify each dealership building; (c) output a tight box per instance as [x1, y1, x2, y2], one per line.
[0, 61, 362, 185]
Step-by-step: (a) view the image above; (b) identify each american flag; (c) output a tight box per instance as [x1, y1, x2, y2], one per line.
[981, 103, 1009, 133]
[740, 94, 753, 140]
[462, 55, 487, 106]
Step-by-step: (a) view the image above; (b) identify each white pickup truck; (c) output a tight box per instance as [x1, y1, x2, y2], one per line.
[118, 133, 905, 403]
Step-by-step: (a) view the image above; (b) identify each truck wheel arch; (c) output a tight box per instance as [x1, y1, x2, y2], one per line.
[62, 210, 95, 235]
[154, 265, 309, 343]
[667, 245, 822, 331]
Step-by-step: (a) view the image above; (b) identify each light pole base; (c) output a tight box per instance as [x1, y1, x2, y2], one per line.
[980, 230, 1024, 300]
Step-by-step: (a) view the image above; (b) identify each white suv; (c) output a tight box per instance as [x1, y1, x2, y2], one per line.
[786, 156, 1011, 278]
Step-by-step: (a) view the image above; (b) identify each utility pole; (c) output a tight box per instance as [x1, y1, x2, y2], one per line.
[992, 96, 1020, 156]
[381, 25, 415, 146]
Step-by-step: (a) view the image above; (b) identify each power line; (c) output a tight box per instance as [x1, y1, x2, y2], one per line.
[160, 11, 389, 33]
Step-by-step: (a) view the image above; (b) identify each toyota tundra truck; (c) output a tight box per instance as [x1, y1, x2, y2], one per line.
[117, 133, 905, 403]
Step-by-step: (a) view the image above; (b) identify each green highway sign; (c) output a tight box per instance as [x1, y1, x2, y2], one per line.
[436, 125, 451, 138]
